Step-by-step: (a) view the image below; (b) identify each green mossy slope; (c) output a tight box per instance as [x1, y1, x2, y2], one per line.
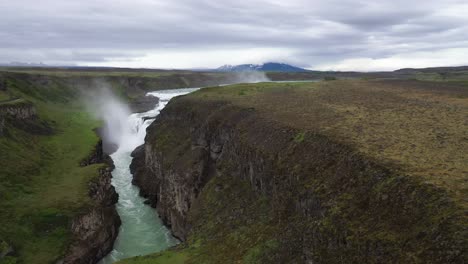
[0, 73, 102, 263]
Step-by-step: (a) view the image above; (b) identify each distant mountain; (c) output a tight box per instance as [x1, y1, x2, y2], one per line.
[217, 62, 309, 72]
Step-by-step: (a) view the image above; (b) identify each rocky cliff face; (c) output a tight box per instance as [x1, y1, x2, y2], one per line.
[131, 97, 466, 263]
[0, 100, 37, 136]
[0, 100, 36, 119]
[60, 141, 121, 264]
[0, 100, 55, 137]
[129, 95, 159, 113]
[80, 140, 113, 166]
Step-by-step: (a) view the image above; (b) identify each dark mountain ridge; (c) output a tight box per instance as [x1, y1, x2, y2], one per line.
[217, 62, 309, 72]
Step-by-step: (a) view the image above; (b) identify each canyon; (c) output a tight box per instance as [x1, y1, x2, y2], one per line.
[0, 69, 467, 264]
[0, 71, 214, 264]
[60, 141, 121, 264]
[129, 80, 467, 263]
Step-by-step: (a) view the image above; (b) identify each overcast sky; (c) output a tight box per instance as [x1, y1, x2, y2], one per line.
[1, 0, 468, 71]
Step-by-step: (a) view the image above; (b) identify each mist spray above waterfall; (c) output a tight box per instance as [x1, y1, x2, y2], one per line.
[231, 71, 270, 83]
[81, 73, 272, 155]
[98, 87, 198, 263]
[82, 82, 135, 153]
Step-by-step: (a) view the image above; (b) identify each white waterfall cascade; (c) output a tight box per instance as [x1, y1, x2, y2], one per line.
[99, 87, 199, 264]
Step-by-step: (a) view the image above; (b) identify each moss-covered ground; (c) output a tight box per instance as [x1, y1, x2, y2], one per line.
[118, 175, 279, 264]
[0, 74, 102, 263]
[0, 90, 11, 101]
[120, 79, 467, 263]
[117, 248, 189, 264]
[191, 80, 468, 206]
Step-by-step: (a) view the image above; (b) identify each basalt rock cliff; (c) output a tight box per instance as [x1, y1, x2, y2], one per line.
[0, 100, 36, 119]
[129, 95, 159, 113]
[60, 141, 121, 264]
[131, 94, 466, 263]
[0, 99, 55, 137]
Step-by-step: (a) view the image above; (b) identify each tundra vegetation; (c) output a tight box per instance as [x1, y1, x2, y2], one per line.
[0, 68, 231, 264]
[123, 79, 467, 263]
[0, 67, 467, 264]
[0, 73, 102, 263]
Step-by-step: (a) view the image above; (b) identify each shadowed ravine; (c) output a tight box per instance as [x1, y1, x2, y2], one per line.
[99, 88, 199, 263]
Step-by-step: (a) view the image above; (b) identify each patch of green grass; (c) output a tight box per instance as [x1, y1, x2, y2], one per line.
[0, 90, 10, 101]
[0, 256, 18, 264]
[293, 131, 305, 143]
[242, 239, 280, 264]
[117, 248, 189, 264]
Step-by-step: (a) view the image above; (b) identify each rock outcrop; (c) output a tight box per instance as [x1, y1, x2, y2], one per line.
[0, 100, 55, 136]
[129, 95, 159, 113]
[60, 142, 121, 264]
[131, 97, 466, 263]
[0, 100, 38, 136]
[0, 100, 36, 119]
[80, 140, 113, 166]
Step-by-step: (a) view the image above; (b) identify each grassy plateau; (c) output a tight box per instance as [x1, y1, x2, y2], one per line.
[120, 79, 467, 263]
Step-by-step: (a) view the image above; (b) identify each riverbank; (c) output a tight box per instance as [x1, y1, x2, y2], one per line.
[127, 80, 467, 263]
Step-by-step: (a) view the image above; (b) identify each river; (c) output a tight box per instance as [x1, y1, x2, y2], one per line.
[98, 81, 317, 263]
[99, 88, 199, 263]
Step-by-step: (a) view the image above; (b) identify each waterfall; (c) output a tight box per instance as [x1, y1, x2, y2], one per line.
[99, 87, 199, 263]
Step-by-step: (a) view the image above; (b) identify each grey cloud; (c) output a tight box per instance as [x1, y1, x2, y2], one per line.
[0, 0, 467, 69]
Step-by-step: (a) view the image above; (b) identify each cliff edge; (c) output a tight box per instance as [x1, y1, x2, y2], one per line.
[60, 141, 121, 264]
[130, 80, 467, 263]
